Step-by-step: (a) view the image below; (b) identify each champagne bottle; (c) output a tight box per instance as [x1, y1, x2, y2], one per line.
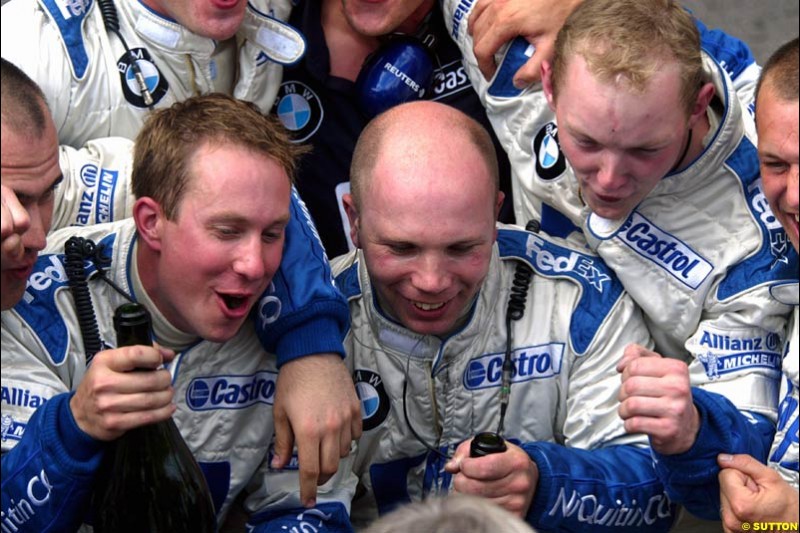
[92, 303, 217, 533]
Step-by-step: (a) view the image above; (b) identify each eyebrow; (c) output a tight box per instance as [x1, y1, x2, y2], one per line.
[209, 212, 291, 227]
[565, 122, 671, 150]
[15, 174, 63, 203]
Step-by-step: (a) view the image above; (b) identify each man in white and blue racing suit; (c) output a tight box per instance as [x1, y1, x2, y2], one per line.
[0, 0, 303, 147]
[443, 0, 798, 521]
[0, 0, 361, 500]
[1, 94, 357, 532]
[334, 101, 676, 532]
[716, 37, 799, 530]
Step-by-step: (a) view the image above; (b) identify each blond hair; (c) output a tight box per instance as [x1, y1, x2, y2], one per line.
[132, 93, 307, 219]
[551, 0, 705, 115]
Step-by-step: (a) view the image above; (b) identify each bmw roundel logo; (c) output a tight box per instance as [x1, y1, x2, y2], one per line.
[125, 59, 160, 95]
[357, 383, 381, 419]
[539, 134, 560, 169]
[278, 94, 312, 130]
[273, 81, 323, 143]
[186, 380, 210, 410]
[533, 122, 567, 180]
[354, 369, 389, 431]
[117, 48, 168, 108]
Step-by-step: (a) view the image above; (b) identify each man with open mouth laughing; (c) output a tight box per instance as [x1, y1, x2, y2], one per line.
[1, 93, 357, 531]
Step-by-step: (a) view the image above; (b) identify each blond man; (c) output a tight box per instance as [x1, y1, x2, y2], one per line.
[443, 0, 797, 521]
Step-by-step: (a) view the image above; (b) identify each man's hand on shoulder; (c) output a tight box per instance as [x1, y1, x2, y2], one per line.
[469, 0, 582, 86]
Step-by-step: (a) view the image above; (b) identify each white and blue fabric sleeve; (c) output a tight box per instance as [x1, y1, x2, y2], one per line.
[243, 446, 357, 532]
[514, 233, 676, 531]
[1, 393, 103, 532]
[523, 444, 676, 531]
[651, 387, 774, 521]
[692, 14, 760, 106]
[253, 189, 350, 366]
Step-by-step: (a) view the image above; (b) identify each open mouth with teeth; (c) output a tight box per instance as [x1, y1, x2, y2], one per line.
[414, 301, 445, 311]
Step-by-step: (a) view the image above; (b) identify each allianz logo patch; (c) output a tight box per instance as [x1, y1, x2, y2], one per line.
[2, 386, 49, 409]
[618, 213, 713, 289]
[696, 330, 782, 380]
[186, 371, 277, 411]
[450, 0, 476, 39]
[463, 344, 564, 390]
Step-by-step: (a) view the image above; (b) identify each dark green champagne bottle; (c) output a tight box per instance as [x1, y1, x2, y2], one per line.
[92, 303, 217, 533]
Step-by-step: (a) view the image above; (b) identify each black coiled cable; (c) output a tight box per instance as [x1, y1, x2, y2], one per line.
[98, 0, 154, 107]
[64, 236, 135, 364]
[64, 237, 105, 362]
[497, 219, 540, 435]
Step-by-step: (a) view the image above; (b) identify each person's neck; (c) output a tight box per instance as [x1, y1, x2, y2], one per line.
[135, 237, 161, 318]
[675, 107, 712, 172]
[140, 0, 166, 17]
[135, 238, 200, 350]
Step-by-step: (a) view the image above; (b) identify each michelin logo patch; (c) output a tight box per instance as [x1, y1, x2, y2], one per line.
[117, 48, 169, 108]
[1, 382, 52, 443]
[186, 371, 277, 411]
[533, 122, 567, 181]
[618, 212, 713, 289]
[464, 344, 565, 390]
[1, 414, 26, 443]
[355, 369, 390, 431]
[695, 329, 782, 380]
[75, 165, 119, 225]
[274, 81, 323, 143]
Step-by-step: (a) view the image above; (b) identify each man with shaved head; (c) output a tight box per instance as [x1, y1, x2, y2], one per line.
[334, 100, 677, 531]
[1, 58, 61, 311]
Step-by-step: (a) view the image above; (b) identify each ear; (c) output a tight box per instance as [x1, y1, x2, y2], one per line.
[688, 82, 715, 128]
[494, 191, 506, 220]
[542, 60, 557, 111]
[493, 191, 506, 242]
[133, 197, 165, 252]
[342, 193, 361, 249]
